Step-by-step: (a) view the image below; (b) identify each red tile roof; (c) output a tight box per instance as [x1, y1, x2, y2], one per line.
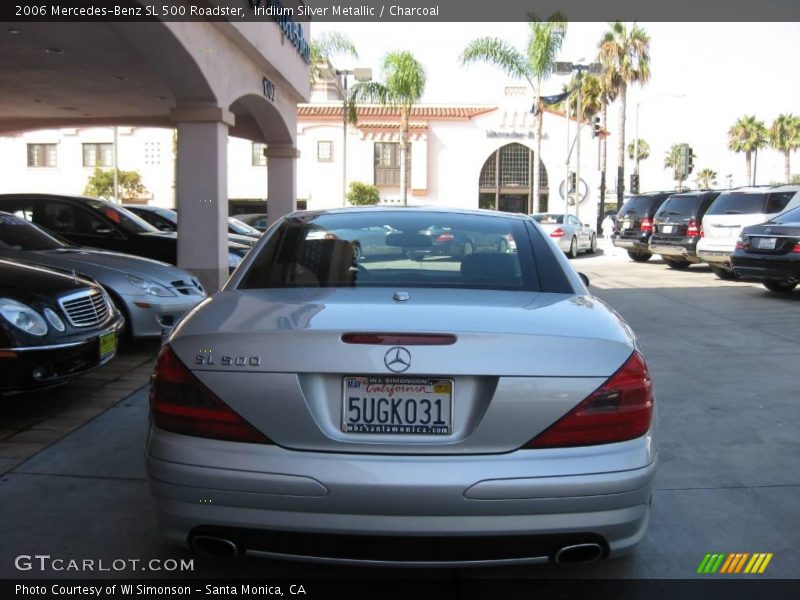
[297, 104, 496, 120]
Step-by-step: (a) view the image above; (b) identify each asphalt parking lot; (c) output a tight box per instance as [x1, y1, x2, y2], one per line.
[1, 243, 798, 582]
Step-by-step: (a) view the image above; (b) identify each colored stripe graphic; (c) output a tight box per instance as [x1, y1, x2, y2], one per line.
[699, 552, 774, 575]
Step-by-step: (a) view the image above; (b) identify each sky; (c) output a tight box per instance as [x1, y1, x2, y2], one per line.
[311, 21, 800, 191]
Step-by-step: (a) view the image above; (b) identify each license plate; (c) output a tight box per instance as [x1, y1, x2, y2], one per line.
[662, 225, 674, 234]
[755, 237, 777, 249]
[98, 331, 117, 359]
[622, 219, 632, 229]
[342, 376, 453, 435]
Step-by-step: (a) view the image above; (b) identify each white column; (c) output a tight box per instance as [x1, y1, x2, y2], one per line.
[171, 106, 234, 293]
[266, 144, 299, 226]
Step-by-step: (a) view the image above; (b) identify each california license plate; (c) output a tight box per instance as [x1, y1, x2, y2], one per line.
[755, 237, 777, 249]
[342, 376, 453, 435]
[98, 331, 117, 359]
[662, 225, 674, 233]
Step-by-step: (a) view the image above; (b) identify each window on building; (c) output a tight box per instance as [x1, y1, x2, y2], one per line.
[374, 142, 411, 186]
[317, 140, 333, 162]
[500, 143, 529, 187]
[252, 143, 267, 166]
[82, 143, 114, 168]
[27, 144, 57, 168]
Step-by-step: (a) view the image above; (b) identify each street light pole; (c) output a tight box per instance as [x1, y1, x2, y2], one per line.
[336, 68, 372, 207]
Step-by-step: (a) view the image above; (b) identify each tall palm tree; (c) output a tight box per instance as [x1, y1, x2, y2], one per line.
[695, 168, 718, 190]
[627, 138, 650, 162]
[728, 115, 768, 186]
[664, 143, 694, 190]
[558, 74, 603, 121]
[347, 51, 426, 206]
[598, 22, 651, 208]
[309, 31, 358, 85]
[769, 114, 800, 184]
[460, 14, 567, 213]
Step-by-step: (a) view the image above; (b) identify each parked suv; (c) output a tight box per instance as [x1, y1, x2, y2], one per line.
[648, 191, 721, 269]
[697, 185, 800, 279]
[612, 192, 673, 261]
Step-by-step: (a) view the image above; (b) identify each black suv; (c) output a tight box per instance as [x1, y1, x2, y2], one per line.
[612, 192, 673, 261]
[648, 190, 721, 269]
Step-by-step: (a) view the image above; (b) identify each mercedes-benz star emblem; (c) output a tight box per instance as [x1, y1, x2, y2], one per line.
[384, 347, 411, 373]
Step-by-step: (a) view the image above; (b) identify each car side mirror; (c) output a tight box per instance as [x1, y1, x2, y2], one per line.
[578, 272, 590, 287]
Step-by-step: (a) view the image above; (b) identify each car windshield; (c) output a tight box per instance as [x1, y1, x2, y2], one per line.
[0, 213, 65, 251]
[228, 217, 260, 236]
[531, 214, 564, 224]
[85, 199, 160, 233]
[239, 211, 538, 291]
[769, 205, 800, 224]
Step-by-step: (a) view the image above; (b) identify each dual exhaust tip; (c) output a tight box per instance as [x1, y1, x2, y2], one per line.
[190, 535, 604, 565]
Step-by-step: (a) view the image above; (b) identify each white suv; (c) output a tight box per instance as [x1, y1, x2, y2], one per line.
[697, 185, 800, 279]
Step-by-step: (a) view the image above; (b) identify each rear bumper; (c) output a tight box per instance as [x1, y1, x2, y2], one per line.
[731, 255, 800, 282]
[696, 248, 732, 266]
[612, 236, 649, 252]
[649, 239, 700, 262]
[147, 428, 656, 565]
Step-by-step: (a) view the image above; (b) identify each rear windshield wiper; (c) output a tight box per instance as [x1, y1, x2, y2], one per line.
[725, 210, 743, 214]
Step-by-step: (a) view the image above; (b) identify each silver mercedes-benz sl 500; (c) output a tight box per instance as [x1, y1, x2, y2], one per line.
[146, 207, 656, 567]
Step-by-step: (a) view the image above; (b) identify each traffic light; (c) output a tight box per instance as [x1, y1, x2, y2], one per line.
[630, 173, 640, 194]
[592, 116, 601, 138]
[569, 171, 577, 193]
[678, 144, 690, 178]
[687, 146, 694, 175]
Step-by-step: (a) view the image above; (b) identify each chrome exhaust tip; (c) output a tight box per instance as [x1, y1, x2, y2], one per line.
[191, 535, 240, 558]
[554, 543, 604, 564]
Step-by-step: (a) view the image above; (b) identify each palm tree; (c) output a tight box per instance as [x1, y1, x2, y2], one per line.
[598, 22, 651, 208]
[460, 14, 567, 213]
[558, 73, 603, 121]
[348, 51, 426, 206]
[627, 138, 650, 162]
[769, 114, 800, 184]
[309, 31, 358, 84]
[728, 115, 768, 186]
[664, 143, 694, 189]
[695, 168, 718, 190]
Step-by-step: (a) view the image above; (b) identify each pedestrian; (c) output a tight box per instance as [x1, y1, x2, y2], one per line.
[602, 214, 614, 241]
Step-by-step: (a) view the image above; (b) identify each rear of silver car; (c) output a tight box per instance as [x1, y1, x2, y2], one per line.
[146, 209, 656, 566]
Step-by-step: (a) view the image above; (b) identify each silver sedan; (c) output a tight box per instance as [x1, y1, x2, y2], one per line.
[147, 207, 656, 566]
[532, 213, 597, 258]
[0, 212, 205, 338]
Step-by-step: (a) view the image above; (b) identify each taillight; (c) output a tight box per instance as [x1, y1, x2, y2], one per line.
[792, 244, 800, 253]
[524, 351, 654, 449]
[735, 236, 745, 250]
[639, 218, 653, 233]
[686, 219, 699, 237]
[700, 225, 705, 238]
[150, 346, 272, 444]
[550, 227, 565, 238]
[436, 232, 454, 242]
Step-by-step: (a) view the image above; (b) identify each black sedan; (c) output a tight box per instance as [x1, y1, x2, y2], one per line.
[0, 194, 250, 270]
[731, 205, 800, 293]
[0, 258, 124, 394]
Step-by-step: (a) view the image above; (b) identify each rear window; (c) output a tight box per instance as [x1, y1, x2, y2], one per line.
[769, 205, 800, 224]
[705, 192, 785, 216]
[655, 195, 701, 219]
[239, 211, 542, 292]
[619, 195, 659, 216]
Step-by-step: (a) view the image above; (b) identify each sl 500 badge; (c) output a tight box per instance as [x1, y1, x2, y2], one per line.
[195, 354, 262, 367]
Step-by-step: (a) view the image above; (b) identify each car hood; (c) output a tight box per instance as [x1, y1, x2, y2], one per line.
[0, 257, 96, 299]
[170, 288, 636, 378]
[0, 248, 195, 286]
[138, 230, 251, 251]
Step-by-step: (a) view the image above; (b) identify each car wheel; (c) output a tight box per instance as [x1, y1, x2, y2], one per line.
[567, 237, 578, 259]
[352, 242, 363, 260]
[664, 259, 691, 270]
[763, 279, 798, 293]
[627, 250, 652, 262]
[710, 266, 737, 280]
[587, 235, 597, 254]
[463, 241, 474, 256]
